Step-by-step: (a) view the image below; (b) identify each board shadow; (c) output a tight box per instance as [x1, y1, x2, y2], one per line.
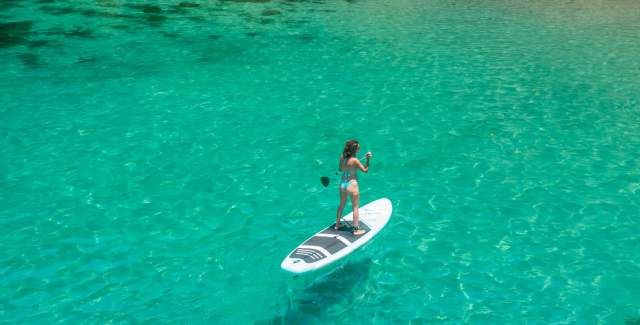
[262, 258, 373, 324]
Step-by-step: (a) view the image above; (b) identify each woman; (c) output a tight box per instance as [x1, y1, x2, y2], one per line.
[335, 140, 372, 236]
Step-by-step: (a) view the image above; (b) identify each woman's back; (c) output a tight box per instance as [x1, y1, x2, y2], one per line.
[341, 156, 359, 181]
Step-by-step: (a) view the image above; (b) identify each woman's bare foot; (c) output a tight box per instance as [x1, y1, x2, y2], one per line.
[353, 228, 365, 236]
[334, 222, 342, 230]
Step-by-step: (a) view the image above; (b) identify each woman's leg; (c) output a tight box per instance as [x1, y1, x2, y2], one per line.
[335, 189, 348, 229]
[349, 184, 365, 235]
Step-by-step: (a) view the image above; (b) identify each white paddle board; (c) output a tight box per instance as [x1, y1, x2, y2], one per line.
[281, 198, 392, 274]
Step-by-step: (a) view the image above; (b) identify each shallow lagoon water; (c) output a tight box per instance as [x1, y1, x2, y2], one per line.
[1, 0, 640, 323]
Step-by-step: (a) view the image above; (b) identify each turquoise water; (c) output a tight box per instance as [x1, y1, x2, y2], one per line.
[2, 0, 640, 323]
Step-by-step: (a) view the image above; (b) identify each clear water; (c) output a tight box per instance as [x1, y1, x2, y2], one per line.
[2, 0, 640, 323]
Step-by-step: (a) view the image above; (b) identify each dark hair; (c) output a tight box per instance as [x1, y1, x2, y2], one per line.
[342, 140, 359, 159]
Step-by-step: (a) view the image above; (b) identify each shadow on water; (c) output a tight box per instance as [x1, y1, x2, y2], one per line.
[261, 258, 373, 324]
[0, 0, 26, 10]
[626, 317, 640, 325]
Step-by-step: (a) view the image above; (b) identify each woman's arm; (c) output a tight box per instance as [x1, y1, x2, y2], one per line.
[356, 157, 369, 173]
[356, 152, 372, 173]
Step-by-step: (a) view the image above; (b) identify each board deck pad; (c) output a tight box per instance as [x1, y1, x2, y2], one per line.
[288, 223, 372, 263]
[282, 198, 392, 274]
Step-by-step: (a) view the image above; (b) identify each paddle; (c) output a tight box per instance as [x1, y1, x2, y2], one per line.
[320, 155, 367, 187]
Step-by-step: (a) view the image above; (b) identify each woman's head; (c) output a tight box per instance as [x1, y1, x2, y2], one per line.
[342, 140, 360, 158]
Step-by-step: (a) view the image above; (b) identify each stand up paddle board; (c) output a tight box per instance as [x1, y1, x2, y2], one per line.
[281, 198, 392, 274]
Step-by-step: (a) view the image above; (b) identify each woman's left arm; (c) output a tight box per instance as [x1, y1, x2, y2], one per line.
[356, 158, 369, 173]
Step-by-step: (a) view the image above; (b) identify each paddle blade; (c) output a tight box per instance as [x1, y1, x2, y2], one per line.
[320, 176, 330, 187]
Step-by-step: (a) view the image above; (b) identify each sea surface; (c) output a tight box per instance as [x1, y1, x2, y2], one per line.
[2, 0, 640, 323]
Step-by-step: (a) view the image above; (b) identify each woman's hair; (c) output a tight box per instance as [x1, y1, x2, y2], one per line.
[342, 140, 359, 159]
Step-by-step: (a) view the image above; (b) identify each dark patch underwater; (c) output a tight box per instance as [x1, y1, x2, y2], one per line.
[0, 21, 33, 48]
[17, 52, 44, 68]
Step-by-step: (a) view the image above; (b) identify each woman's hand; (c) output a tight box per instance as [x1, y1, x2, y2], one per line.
[365, 152, 372, 159]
